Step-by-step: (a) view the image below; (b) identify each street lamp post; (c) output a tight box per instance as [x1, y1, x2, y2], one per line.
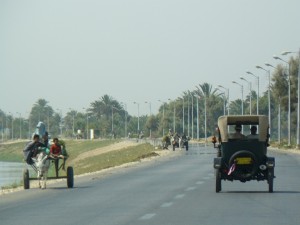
[191, 94, 194, 139]
[196, 96, 199, 140]
[240, 77, 252, 115]
[180, 97, 185, 134]
[133, 102, 140, 133]
[272, 57, 290, 145]
[204, 96, 207, 144]
[282, 49, 300, 147]
[111, 106, 114, 133]
[246, 72, 259, 115]
[187, 94, 190, 137]
[218, 85, 230, 115]
[256, 65, 272, 140]
[232, 81, 244, 115]
[216, 89, 226, 115]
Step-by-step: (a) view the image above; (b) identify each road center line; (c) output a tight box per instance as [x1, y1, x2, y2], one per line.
[139, 213, 156, 220]
[174, 194, 185, 199]
[185, 186, 196, 192]
[161, 202, 173, 208]
[196, 181, 204, 185]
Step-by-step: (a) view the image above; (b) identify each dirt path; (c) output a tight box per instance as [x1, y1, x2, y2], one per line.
[71, 141, 140, 164]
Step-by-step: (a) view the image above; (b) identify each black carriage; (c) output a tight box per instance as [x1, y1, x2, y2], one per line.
[213, 115, 275, 193]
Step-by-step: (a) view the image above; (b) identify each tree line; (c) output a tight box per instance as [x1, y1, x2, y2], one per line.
[0, 55, 298, 143]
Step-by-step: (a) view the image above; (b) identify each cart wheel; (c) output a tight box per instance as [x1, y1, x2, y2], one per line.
[268, 168, 274, 193]
[67, 167, 74, 188]
[23, 169, 30, 190]
[216, 169, 221, 193]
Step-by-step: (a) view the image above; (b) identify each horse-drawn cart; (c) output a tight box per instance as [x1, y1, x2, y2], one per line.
[23, 153, 74, 189]
[23, 122, 74, 189]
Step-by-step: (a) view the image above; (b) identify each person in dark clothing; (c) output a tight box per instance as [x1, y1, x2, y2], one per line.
[23, 134, 44, 164]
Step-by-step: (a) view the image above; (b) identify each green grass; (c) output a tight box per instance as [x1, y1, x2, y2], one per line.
[73, 143, 159, 174]
[0, 139, 121, 163]
[0, 141, 28, 162]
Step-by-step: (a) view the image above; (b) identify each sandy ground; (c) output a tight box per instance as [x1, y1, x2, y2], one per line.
[0, 142, 177, 196]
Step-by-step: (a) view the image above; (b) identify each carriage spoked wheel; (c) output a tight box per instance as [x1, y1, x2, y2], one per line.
[67, 166, 74, 188]
[23, 169, 30, 190]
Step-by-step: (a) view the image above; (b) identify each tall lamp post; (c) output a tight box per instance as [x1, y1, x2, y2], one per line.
[190, 93, 194, 139]
[196, 96, 199, 140]
[282, 50, 300, 147]
[218, 85, 230, 115]
[187, 93, 190, 137]
[256, 65, 272, 140]
[246, 72, 259, 115]
[272, 56, 290, 145]
[232, 81, 244, 115]
[133, 102, 140, 133]
[216, 89, 226, 115]
[240, 77, 252, 115]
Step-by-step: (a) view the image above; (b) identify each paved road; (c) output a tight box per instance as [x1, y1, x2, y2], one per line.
[1, 144, 300, 225]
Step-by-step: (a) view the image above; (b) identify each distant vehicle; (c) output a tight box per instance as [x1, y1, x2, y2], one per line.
[213, 115, 275, 193]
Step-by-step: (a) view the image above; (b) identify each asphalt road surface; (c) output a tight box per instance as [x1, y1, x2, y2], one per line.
[1, 144, 300, 225]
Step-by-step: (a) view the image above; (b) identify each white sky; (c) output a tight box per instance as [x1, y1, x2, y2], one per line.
[1, 0, 299, 117]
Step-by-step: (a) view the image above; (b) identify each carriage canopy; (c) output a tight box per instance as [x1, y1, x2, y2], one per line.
[218, 115, 269, 142]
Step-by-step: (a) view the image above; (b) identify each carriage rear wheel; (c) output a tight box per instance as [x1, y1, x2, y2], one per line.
[215, 169, 221, 193]
[23, 169, 30, 190]
[268, 168, 274, 193]
[67, 166, 74, 188]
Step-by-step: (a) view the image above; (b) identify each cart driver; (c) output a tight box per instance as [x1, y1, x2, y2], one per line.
[231, 124, 245, 139]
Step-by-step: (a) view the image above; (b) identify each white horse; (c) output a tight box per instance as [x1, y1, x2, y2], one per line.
[32, 151, 50, 189]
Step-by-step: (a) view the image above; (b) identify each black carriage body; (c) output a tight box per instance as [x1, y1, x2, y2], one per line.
[214, 115, 275, 193]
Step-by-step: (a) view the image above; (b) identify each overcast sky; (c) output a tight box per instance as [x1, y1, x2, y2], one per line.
[1, 0, 300, 117]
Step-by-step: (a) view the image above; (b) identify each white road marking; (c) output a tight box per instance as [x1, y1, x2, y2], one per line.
[196, 181, 204, 185]
[139, 213, 156, 220]
[174, 194, 185, 199]
[161, 202, 173, 208]
[185, 186, 196, 192]
[203, 176, 211, 180]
